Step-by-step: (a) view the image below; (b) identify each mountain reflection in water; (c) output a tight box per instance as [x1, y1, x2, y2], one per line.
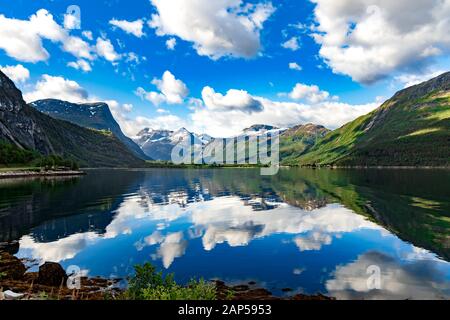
[0, 168, 448, 299]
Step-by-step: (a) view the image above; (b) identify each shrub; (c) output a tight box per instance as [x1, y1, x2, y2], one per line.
[124, 263, 216, 301]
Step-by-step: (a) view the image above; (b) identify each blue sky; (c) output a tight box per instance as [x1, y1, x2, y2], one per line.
[0, 0, 449, 137]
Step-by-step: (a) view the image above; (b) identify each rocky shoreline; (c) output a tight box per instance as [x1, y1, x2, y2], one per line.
[0, 252, 333, 301]
[0, 170, 86, 180]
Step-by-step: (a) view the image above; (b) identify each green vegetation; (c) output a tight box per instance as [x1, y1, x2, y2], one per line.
[0, 140, 39, 165]
[282, 74, 450, 167]
[280, 124, 330, 165]
[122, 263, 217, 300]
[31, 110, 145, 168]
[0, 140, 79, 170]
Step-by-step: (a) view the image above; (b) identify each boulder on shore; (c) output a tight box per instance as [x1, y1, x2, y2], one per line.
[37, 262, 68, 287]
[0, 252, 26, 280]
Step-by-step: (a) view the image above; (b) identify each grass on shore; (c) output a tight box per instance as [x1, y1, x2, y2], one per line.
[121, 263, 217, 300]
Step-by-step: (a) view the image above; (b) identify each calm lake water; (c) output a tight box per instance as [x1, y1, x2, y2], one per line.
[0, 168, 449, 299]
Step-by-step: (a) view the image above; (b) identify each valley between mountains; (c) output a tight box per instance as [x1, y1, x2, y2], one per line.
[1, 70, 449, 169]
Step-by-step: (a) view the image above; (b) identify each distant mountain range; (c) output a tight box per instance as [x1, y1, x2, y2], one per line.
[133, 124, 286, 161]
[30, 99, 149, 160]
[0, 70, 144, 168]
[133, 127, 212, 161]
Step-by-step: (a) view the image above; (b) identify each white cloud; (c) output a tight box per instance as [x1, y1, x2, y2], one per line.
[294, 232, 332, 252]
[153, 232, 188, 268]
[190, 86, 378, 137]
[24, 74, 89, 103]
[136, 71, 189, 106]
[166, 37, 177, 50]
[0, 9, 93, 63]
[311, 0, 450, 83]
[67, 59, 92, 72]
[395, 70, 446, 88]
[63, 36, 95, 60]
[110, 19, 145, 38]
[0, 64, 30, 83]
[148, 0, 275, 59]
[122, 103, 133, 112]
[133, 114, 187, 133]
[282, 36, 300, 51]
[288, 83, 331, 103]
[289, 62, 302, 71]
[190, 199, 379, 251]
[202, 86, 263, 113]
[96, 37, 121, 62]
[326, 251, 450, 300]
[82, 30, 93, 40]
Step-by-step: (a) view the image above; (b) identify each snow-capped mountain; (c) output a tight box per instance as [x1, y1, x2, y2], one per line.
[134, 125, 286, 162]
[242, 124, 287, 136]
[133, 127, 211, 161]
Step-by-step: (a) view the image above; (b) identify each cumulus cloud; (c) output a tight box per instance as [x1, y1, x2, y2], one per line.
[148, 0, 275, 59]
[23, 74, 89, 103]
[395, 70, 446, 88]
[63, 35, 95, 60]
[136, 71, 189, 106]
[20, 233, 98, 263]
[0, 9, 93, 63]
[288, 83, 331, 103]
[294, 232, 332, 252]
[201, 87, 263, 113]
[67, 59, 92, 72]
[96, 37, 121, 62]
[282, 36, 301, 51]
[110, 18, 145, 38]
[190, 199, 380, 251]
[326, 251, 450, 300]
[311, 0, 450, 83]
[190, 86, 377, 137]
[0, 64, 30, 83]
[289, 62, 302, 71]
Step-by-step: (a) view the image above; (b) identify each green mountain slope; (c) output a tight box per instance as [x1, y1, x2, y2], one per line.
[291, 72, 450, 167]
[280, 124, 330, 165]
[30, 99, 149, 160]
[0, 70, 144, 168]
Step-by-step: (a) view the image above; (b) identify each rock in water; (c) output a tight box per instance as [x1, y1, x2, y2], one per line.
[37, 262, 68, 287]
[0, 252, 26, 280]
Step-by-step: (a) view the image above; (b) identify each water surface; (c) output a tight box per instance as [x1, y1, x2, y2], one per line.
[0, 168, 449, 299]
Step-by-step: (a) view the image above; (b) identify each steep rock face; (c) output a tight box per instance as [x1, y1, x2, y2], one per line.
[0, 73, 53, 154]
[0, 70, 144, 167]
[295, 72, 450, 166]
[31, 99, 149, 160]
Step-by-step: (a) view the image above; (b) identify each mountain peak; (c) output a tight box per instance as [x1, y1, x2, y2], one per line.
[393, 71, 450, 102]
[30, 98, 149, 160]
[243, 124, 278, 133]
